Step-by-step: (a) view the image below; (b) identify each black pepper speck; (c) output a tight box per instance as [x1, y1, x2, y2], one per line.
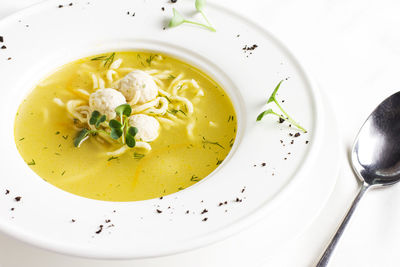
[14, 196, 21, 201]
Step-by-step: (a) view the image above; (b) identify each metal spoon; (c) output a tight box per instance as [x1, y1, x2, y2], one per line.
[316, 91, 400, 266]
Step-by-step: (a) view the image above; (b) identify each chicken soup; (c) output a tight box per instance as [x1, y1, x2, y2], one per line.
[14, 51, 237, 201]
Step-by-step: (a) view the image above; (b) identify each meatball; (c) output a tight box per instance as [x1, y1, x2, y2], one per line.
[129, 114, 160, 142]
[116, 70, 158, 104]
[89, 88, 126, 120]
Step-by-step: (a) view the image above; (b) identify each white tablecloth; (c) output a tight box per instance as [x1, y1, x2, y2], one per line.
[1, 0, 400, 266]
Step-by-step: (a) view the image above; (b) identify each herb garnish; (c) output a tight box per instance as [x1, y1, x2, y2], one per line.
[108, 156, 118, 161]
[202, 137, 224, 149]
[74, 105, 139, 148]
[190, 175, 200, 182]
[145, 55, 156, 66]
[168, 0, 216, 32]
[91, 52, 116, 69]
[27, 159, 36, 165]
[133, 152, 145, 160]
[168, 74, 176, 80]
[257, 80, 307, 133]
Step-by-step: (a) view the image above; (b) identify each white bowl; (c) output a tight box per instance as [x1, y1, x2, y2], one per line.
[0, 0, 322, 259]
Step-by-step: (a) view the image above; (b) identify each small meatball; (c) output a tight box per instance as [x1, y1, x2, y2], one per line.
[89, 88, 126, 120]
[116, 70, 158, 104]
[129, 114, 160, 142]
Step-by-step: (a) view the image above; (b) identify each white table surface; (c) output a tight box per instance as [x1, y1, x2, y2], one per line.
[1, 0, 400, 266]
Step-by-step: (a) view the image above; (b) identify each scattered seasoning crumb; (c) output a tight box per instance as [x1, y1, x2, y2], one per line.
[163, 27, 166, 30]
[0, 36, 3, 42]
[11, 208, 14, 211]
[202, 217, 208, 221]
[284, 157, 287, 160]
[58, 4, 63, 8]
[290, 140, 294, 145]
[279, 117, 285, 123]
[107, 224, 115, 228]
[306, 141, 309, 144]
[289, 133, 293, 137]
[7, 57, 11, 60]
[185, 210, 189, 214]
[171, 0, 177, 3]
[261, 163, 266, 167]
[201, 200, 204, 203]
[167, 206, 171, 209]
[294, 132, 300, 137]
[113, 210, 116, 213]
[159, 196, 163, 200]
[95, 225, 103, 234]
[5, 189, 9, 195]
[236, 34, 240, 37]
[69, 2, 73, 6]
[218, 202, 223, 206]
[280, 140, 283, 144]
[14, 196, 21, 202]
[235, 197, 242, 202]
[224, 201, 227, 205]
[161, 7, 165, 11]
[282, 100, 285, 103]
[242, 44, 258, 51]
[71, 219, 76, 223]
[241, 187, 246, 193]
[1, 45, 6, 49]
[156, 209, 162, 213]
[253, 164, 256, 167]
[272, 173, 275, 176]
[105, 219, 111, 223]
[201, 209, 208, 214]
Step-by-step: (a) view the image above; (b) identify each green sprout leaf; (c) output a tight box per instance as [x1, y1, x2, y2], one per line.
[128, 126, 138, 136]
[169, 8, 186, 28]
[256, 109, 280, 121]
[257, 80, 307, 133]
[109, 119, 122, 129]
[96, 115, 106, 127]
[195, 0, 205, 11]
[126, 135, 136, 148]
[74, 129, 91, 147]
[110, 127, 123, 140]
[126, 126, 138, 148]
[89, 111, 100, 125]
[115, 104, 132, 118]
[89, 111, 106, 128]
[267, 80, 283, 104]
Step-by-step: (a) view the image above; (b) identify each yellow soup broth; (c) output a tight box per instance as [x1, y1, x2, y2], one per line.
[14, 51, 237, 201]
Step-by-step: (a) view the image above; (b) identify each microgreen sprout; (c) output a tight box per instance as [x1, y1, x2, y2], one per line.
[89, 110, 106, 128]
[168, 2, 216, 32]
[74, 104, 139, 148]
[257, 80, 307, 133]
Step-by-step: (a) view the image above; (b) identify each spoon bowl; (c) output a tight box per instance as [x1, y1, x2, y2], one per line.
[317, 91, 400, 266]
[352, 91, 400, 186]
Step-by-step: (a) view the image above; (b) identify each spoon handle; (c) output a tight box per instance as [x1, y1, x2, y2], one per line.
[315, 182, 370, 267]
